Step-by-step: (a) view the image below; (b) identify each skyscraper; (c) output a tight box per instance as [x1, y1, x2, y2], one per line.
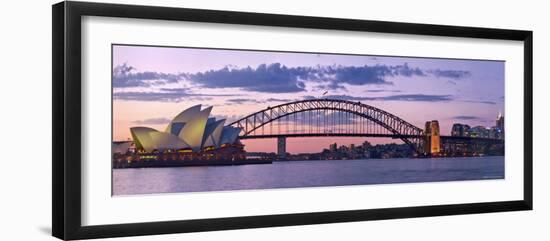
[329, 143, 338, 152]
[496, 112, 505, 139]
[451, 123, 471, 137]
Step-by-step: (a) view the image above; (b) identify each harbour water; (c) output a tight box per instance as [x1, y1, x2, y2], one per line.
[113, 156, 504, 195]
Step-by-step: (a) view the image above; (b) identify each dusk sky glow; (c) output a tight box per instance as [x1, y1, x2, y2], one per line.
[112, 45, 504, 154]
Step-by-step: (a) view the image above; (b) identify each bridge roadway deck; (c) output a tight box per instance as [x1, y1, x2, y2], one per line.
[239, 133, 503, 143]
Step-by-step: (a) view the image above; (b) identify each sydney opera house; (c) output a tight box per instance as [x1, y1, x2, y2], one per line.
[113, 105, 247, 167]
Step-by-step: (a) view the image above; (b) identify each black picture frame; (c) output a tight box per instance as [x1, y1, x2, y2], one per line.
[52, 1, 533, 240]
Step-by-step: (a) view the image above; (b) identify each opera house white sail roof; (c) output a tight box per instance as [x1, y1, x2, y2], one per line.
[130, 105, 242, 153]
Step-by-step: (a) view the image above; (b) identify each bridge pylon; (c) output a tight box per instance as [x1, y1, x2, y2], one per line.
[424, 120, 441, 156]
[277, 136, 287, 159]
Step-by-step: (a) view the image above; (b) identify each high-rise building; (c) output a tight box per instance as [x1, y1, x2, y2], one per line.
[451, 123, 471, 137]
[329, 143, 337, 152]
[469, 126, 490, 138]
[496, 112, 504, 130]
[362, 141, 372, 149]
[496, 112, 504, 139]
[489, 126, 500, 139]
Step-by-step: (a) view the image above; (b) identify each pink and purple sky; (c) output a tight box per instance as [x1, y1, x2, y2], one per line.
[112, 44, 504, 154]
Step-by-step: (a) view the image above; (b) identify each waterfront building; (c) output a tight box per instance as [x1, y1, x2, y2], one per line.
[362, 140, 372, 149]
[450, 113, 504, 140]
[489, 126, 501, 139]
[112, 141, 132, 154]
[339, 145, 349, 152]
[129, 105, 242, 153]
[451, 123, 471, 137]
[469, 126, 490, 138]
[496, 112, 504, 130]
[496, 112, 505, 139]
[329, 143, 337, 152]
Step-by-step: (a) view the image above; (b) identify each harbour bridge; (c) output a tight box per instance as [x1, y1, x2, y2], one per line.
[229, 99, 504, 157]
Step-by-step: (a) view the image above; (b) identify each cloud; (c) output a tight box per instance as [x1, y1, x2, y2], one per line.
[159, 88, 188, 93]
[226, 98, 261, 104]
[391, 63, 426, 77]
[186, 63, 430, 92]
[188, 63, 307, 93]
[316, 63, 426, 89]
[114, 63, 472, 94]
[113, 88, 235, 102]
[365, 89, 402, 93]
[266, 98, 295, 102]
[133, 117, 171, 125]
[315, 95, 370, 101]
[463, 100, 497, 105]
[225, 97, 296, 105]
[453, 115, 483, 120]
[323, 65, 393, 86]
[378, 94, 453, 102]
[221, 94, 473, 105]
[307, 94, 453, 102]
[211, 114, 245, 123]
[114, 91, 210, 102]
[451, 115, 494, 124]
[429, 69, 471, 80]
[113, 63, 185, 88]
[314, 82, 347, 91]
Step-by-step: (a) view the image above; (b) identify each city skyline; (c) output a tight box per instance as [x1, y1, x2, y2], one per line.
[112, 44, 505, 153]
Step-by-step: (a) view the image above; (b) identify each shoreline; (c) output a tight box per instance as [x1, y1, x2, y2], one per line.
[112, 155, 504, 169]
[113, 159, 272, 169]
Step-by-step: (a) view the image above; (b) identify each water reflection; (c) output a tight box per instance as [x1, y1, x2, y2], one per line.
[113, 156, 504, 195]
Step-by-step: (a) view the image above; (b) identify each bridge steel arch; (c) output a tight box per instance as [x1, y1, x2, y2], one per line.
[229, 99, 425, 154]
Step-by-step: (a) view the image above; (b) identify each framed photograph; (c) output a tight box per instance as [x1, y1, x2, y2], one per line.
[52, 1, 533, 240]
